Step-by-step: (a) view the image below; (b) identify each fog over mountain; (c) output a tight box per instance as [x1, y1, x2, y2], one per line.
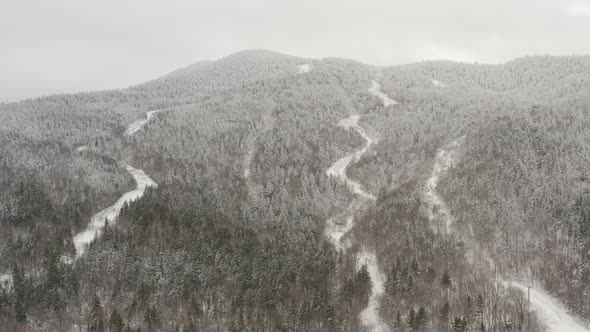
[2, 0, 590, 102]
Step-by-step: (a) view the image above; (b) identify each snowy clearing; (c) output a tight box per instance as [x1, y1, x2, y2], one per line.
[506, 281, 590, 332]
[0, 274, 13, 290]
[74, 145, 88, 152]
[243, 149, 254, 179]
[297, 64, 311, 73]
[431, 79, 448, 88]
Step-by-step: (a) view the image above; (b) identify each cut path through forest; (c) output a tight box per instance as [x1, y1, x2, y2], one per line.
[325, 78, 396, 332]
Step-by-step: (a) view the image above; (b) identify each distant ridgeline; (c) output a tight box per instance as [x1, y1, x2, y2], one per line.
[0, 50, 589, 331]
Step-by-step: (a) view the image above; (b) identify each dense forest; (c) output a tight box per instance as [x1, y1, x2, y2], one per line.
[0, 50, 589, 331]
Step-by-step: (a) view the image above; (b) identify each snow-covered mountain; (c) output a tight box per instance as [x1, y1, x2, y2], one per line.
[1, 50, 589, 331]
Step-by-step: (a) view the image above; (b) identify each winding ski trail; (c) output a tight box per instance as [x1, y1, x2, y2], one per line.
[508, 281, 589, 332]
[325, 79, 396, 332]
[73, 165, 156, 257]
[368, 80, 397, 107]
[424, 141, 458, 234]
[72, 110, 159, 258]
[124, 110, 162, 136]
[424, 142, 589, 332]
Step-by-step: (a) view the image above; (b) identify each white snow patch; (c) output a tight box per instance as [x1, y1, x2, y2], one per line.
[74, 145, 88, 152]
[431, 79, 448, 88]
[506, 281, 590, 332]
[357, 250, 390, 332]
[243, 149, 254, 179]
[0, 274, 13, 290]
[73, 165, 157, 257]
[368, 80, 397, 106]
[297, 64, 311, 74]
[124, 110, 162, 136]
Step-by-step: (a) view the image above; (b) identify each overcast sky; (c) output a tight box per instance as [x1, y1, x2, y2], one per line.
[2, 0, 590, 102]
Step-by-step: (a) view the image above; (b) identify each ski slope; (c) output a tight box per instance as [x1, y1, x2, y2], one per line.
[368, 80, 397, 106]
[424, 142, 457, 234]
[425, 142, 589, 332]
[326, 114, 377, 201]
[72, 109, 159, 258]
[507, 281, 589, 332]
[73, 165, 157, 257]
[124, 110, 162, 136]
[325, 78, 395, 331]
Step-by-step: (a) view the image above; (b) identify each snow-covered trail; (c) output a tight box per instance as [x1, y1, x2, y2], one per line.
[73, 165, 156, 257]
[325, 78, 395, 332]
[368, 80, 397, 107]
[430, 79, 448, 88]
[425, 142, 589, 332]
[423, 141, 458, 234]
[297, 63, 311, 74]
[326, 115, 377, 201]
[358, 250, 388, 332]
[124, 110, 162, 136]
[324, 202, 355, 251]
[508, 281, 589, 332]
[324, 114, 376, 252]
[72, 110, 159, 258]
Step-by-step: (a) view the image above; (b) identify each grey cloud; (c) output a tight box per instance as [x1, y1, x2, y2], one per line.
[1, 0, 589, 102]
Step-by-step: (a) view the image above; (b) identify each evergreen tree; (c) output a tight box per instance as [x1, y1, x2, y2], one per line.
[393, 311, 403, 330]
[439, 301, 450, 332]
[476, 293, 484, 323]
[416, 306, 427, 331]
[144, 305, 160, 330]
[355, 264, 371, 303]
[441, 271, 451, 289]
[385, 265, 398, 297]
[452, 317, 467, 332]
[407, 307, 416, 330]
[109, 308, 125, 332]
[13, 265, 27, 323]
[88, 295, 105, 332]
[410, 257, 420, 276]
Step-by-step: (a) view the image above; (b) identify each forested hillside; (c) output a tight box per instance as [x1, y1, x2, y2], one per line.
[0, 50, 589, 331]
